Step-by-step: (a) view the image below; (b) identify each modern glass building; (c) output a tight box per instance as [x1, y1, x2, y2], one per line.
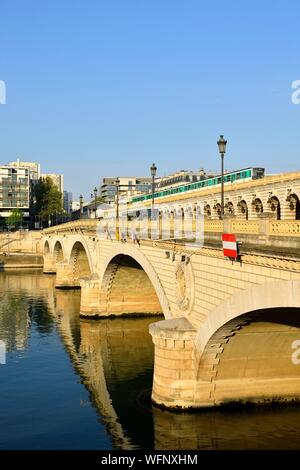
[100, 177, 152, 203]
[0, 165, 30, 219]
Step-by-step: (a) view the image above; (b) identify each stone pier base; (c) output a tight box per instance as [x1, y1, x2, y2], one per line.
[55, 262, 78, 288]
[149, 317, 197, 409]
[43, 255, 57, 274]
[80, 277, 102, 318]
[150, 312, 300, 410]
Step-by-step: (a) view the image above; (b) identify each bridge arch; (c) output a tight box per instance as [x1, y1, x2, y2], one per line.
[237, 199, 248, 219]
[267, 195, 281, 220]
[68, 241, 93, 285]
[53, 240, 65, 263]
[204, 204, 211, 218]
[44, 240, 50, 254]
[195, 279, 300, 359]
[286, 193, 300, 220]
[99, 245, 171, 319]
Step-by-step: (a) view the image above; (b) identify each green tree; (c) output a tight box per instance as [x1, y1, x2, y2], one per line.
[33, 177, 63, 224]
[6, 209, 23, 229]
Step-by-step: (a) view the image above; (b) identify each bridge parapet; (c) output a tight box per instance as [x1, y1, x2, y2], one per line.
[269, 220, 300, 236]
[43, 218, 300, 237]
[43, 219, 98, 234]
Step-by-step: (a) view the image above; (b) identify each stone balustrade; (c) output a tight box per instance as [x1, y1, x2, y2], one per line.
[43, 218, 300, 244]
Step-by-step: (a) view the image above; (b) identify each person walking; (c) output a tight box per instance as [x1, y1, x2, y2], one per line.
[131, 226, 140, 245]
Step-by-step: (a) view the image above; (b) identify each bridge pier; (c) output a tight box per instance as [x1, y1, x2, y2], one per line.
[149, 318, 198, 409]
[80, 276, 102, 318]
[43, 255, 57, 274]
[55, 261, 78, 288]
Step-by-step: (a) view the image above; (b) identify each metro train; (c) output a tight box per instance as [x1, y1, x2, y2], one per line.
[131, 167, 265, 204]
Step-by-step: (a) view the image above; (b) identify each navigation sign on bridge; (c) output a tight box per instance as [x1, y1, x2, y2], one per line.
[222, 233, 238, 258]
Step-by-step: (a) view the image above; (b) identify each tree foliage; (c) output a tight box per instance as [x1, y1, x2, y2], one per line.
[6, 208, 23, 228]
[33, 177, 63, 222]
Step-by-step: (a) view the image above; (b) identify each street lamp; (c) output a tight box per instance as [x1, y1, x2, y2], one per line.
[94, 187, 98, 216]
[79, 194, 84, 219]
[150, 163, 157, 213]
[93, 187, 98, 201]
[217, 135, 227, 219]
[115, 178, 120, 240]
[90, 187, 98, 218]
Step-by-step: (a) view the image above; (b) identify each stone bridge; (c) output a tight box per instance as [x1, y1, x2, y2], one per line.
[42, 219, 300, 409]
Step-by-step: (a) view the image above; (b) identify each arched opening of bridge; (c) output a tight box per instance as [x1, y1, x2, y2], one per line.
[99, 255, 163, 317]
[290, 194, 300, 220]
[197, 307, 300, 407]
[237, 200, 248, 219]
[297, 199, 300, 220]
[53, 241, 64, 263]
[268, 196, 281, 220]
[44, 241, 50, 255]
[69, 241, 92, 286]
[43, 240, 57, 274]
[203, 204, 211, 218]
[286, 193, 300, 220]
[56, 241, 92, 288]
[252, 198, 263, 214]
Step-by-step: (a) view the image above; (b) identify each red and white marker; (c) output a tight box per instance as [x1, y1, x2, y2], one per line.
[222, 233, 238, 258]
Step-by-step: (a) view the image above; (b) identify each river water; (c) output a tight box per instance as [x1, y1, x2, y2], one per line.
[1, 271, 300, 450]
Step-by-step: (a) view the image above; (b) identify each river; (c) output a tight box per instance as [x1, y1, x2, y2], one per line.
[1, 271, 300, 450]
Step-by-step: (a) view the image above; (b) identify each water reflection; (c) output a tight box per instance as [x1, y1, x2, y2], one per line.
[0, 272, 55, 352]
[1, 271, 300, 450]
[54, 287, 155, 450]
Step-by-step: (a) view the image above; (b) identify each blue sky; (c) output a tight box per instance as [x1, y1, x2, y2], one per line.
[0, 0, 299, 198]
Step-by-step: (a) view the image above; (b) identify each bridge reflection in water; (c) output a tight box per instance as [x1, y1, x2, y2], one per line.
[54, 287, 156, 450]
[2, 271, 300, 449]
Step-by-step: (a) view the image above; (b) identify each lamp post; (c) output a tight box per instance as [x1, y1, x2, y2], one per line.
[79, 194, 83, 219]
[217, 135, 227, 219]
[90, 192, 93, 218]
[93, 186, 98, 217]
[115, 178, 120, 240]
[150, 163, 157, 213]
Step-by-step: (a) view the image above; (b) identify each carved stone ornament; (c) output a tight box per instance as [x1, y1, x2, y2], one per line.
[174, 260, 194, 312]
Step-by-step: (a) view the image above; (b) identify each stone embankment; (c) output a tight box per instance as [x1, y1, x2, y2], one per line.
[0, 230, 43, 270]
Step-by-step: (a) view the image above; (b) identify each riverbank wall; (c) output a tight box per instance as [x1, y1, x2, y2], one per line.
[0, 231, 43, 270]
